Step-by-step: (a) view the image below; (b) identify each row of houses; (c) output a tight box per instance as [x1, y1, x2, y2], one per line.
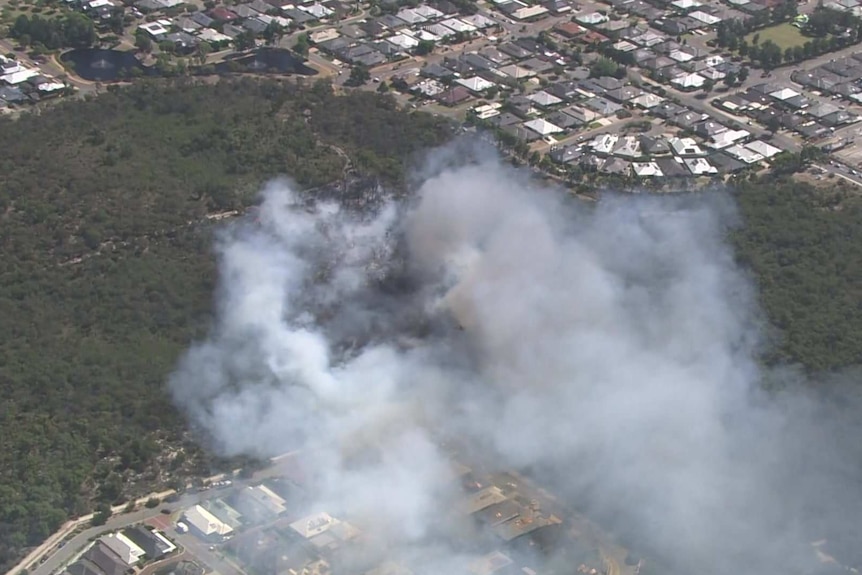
[0, 56, 66, 108]
[714, 80, 861, 139]
[792, 52, 862, 104]
[63, 528, 176, 575]
[135, 0, 355, 53]
[553, 128, 781, 178]
[313, 2, 503, 67]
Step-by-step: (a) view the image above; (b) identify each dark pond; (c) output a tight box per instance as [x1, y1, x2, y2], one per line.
[61, 49, 149, 82]
[214, 48, 317, 76]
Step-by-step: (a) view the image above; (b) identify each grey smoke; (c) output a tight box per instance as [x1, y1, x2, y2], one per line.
[170, 144, 862, 575]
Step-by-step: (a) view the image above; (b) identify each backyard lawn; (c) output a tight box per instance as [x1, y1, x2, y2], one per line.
[745, 22, 808, 49]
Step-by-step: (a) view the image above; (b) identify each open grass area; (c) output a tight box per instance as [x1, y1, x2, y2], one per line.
[745, 22, 808, 49]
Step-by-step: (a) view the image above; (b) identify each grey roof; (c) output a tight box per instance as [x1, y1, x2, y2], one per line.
[373, 40, 404, 56]
[340, 42, 375, 60]
[694, 119, 726, 137]
[166, 31, 199, 47]
[318, 37, 351, 53]
[190, 11, 215, 26]
[502, 123, 541, 142]
[593, 76, 624, 91]
[359, 19, 387, 35]
[378, 14, 407, 29]
[672, 109, 701, 128]
[582, 96, 621, 115]
[339, 24, 366, 38]
[545, 80, 580, 101]
[233, 4, 261, 18]
[85, 543, 127, 575]
[478, 46, 510, 65]
[650, 100, 685, 118]
[463, 53, 497, 71]
[708, 151, 746, 173]
[821, 110, 855, 127]
[549, 145, 582, 163]
[241, 17, 268, 33]
[632, 48, 655, 64]
[577, 79, 606, 96]
[655, 157, 689, 177]
[606, 85, 641, 102]
[421, 63, 454, 78]
[601, 157, 630, 174]
[221, 23, 243, 38]
[135, 0, 162, 11]
[352, 50, 387, 67]
[519, 57, 553, 73]
[175, 16, 201, 30]
[639, 134, 670, 154]
[491, 112, 522, 127]
[249, 0, 273, 13]
[498, 42, 533, 59]
[285, 8, 314, 22]
[123, 527, 173, 559]
[546, 110, 582, 128]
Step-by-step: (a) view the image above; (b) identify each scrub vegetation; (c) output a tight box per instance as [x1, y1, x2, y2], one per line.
[0, 76, 452, 573]
[0, 76, 858, 572]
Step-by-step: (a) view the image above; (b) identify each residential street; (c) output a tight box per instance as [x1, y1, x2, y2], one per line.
[23, 453, 301, 575]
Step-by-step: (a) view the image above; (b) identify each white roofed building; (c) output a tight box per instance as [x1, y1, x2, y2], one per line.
[139, 21, 169, 38]
[671, 73, 705, 90]
[689, 10, 721, 24]
[669, 137, 706, 156]
[99, 533, 145, 566]
[725, 144, 764, 164]
[590, 133, 619, 155]
[455, 76, 495, 93]
[299, 2, 333, 17]
[396, 8, 427, 24]
[527, 90, 563, 107]
[461, 14, 497, 28]
[524, 118, 563, 135]
[198, 28, 232, 43]
[440, 18, 476, 32]
[632, 162, 664, 177]
[414, 5, 444, 19]
[183, 505, 234, 541]
[1, 68, 39, 85]
[512, 5, 549, 19]
[497, 64, 534, 79]
[770, 87, 801, 101]
[387, 33, 419, 50]
[683, 157, 718, 175]
[631, 93, 664, 109]
[708, 129, 750, 149]
[290, 512, 339, 538]
[745, 139, 782, 159]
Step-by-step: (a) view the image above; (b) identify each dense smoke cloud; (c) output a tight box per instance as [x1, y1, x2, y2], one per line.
[170, 143, 862, 575]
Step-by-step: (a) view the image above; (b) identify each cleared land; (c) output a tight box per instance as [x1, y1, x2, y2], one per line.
[745, 22, 807, 49]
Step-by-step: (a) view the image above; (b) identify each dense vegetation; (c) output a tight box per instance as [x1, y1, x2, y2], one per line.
[0, 77, 452, 572]
[732, 179, 862, 370]
[1, 72, 861, 574]
[10, 12, 97, 50]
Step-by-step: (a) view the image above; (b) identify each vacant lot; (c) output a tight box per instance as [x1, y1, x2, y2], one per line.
[745, 22, 807, 49]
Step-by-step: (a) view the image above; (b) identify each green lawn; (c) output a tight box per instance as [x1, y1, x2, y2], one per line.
[745, 22, 807, 49]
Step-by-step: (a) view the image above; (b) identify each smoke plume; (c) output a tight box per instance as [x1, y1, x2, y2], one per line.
[170, 143, 862, 575]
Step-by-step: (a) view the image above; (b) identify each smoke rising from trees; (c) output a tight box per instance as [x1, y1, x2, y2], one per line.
[170, 145, 862, 575]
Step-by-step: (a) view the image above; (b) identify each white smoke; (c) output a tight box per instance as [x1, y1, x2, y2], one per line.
[170, 147, 862, 575]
